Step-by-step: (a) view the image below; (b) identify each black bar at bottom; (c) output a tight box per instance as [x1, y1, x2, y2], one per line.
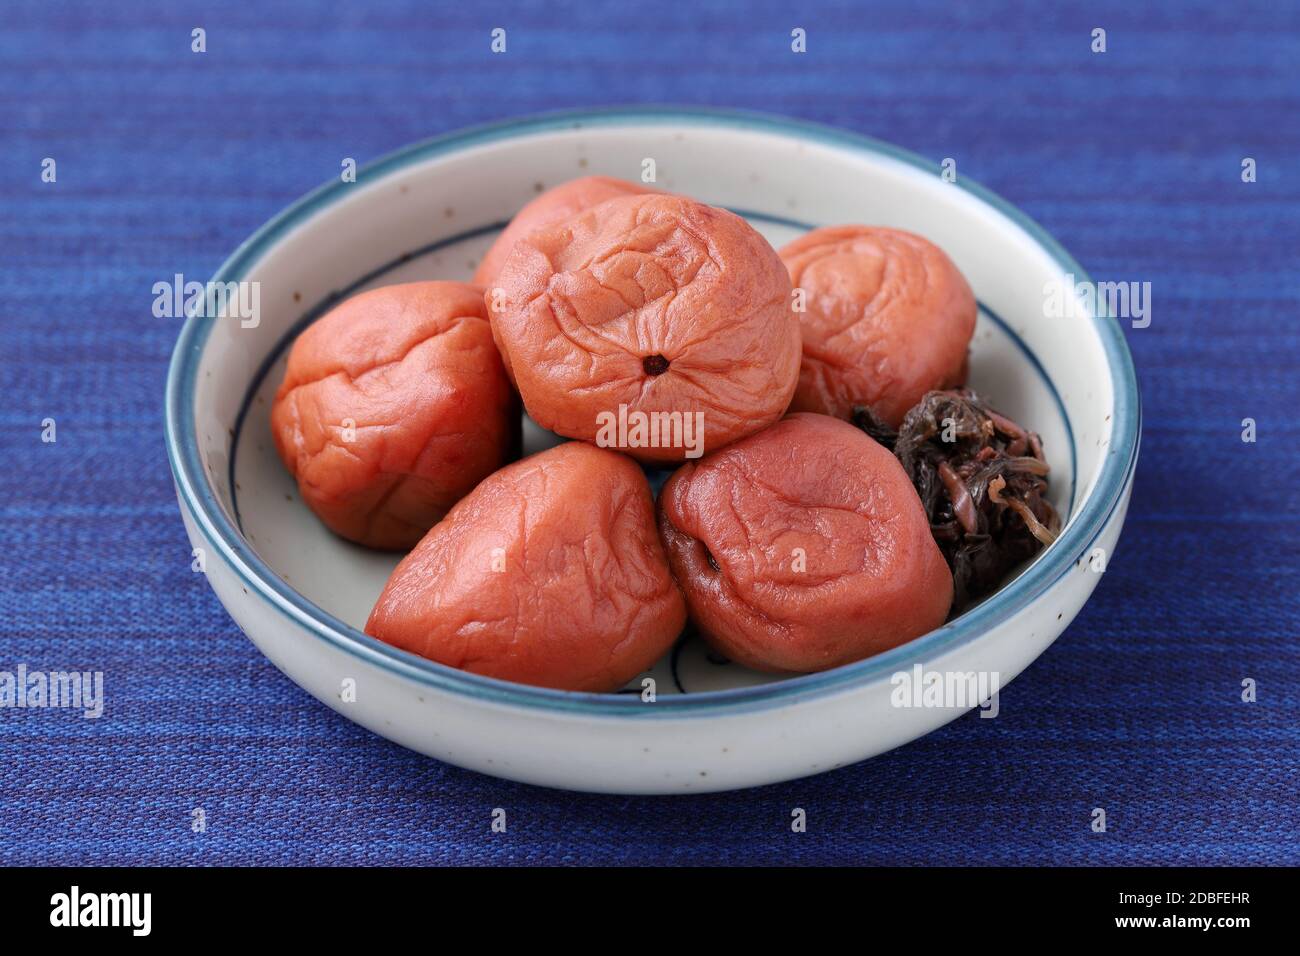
[0, 865, 1275, 940]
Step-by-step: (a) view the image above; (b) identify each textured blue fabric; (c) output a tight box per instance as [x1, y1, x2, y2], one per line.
[2, 0, 1297, 866]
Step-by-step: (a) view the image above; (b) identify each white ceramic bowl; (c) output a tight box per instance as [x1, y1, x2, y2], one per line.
[165, 108, 1139, 794]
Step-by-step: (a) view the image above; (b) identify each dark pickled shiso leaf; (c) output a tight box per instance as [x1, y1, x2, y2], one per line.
[852, 389, 1061, 614]
[850, 404, 900, 452]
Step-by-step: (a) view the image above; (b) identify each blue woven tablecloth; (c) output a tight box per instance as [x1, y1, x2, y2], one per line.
[2, 0, 1297, 866]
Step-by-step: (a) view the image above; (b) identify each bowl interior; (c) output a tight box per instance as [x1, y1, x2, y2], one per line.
[179, 114, 1119, 697]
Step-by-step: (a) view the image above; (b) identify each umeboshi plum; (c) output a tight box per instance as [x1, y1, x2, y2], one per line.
[366, 441, 686, 692]
[780, 226, 976, 427]
[270, 281, 517, 550]
[657, 412, 952, 673]
[488, 193, 801, 464]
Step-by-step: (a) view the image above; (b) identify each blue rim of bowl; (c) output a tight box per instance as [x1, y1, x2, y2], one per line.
[164, 105, 1141, 718]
